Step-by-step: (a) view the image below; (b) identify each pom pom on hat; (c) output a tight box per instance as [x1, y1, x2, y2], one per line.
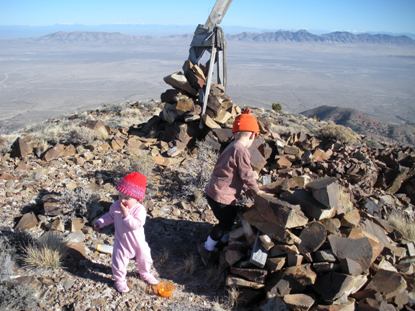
[116, 172, 147, 201]
[232, 108, 260, 134]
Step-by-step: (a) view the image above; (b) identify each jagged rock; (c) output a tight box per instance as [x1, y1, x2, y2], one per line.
[312, 148, 332, 162]
[315, 272, 367, 302]
[225, 245, 246, 266]
[202, 114, 221, 129]
[244, 193, 308, 241]
[182, 60, 206, 90]
[15, 212, 38, 230]
[212, 128, 233, 143]
[42, 193, 64, 216]
[306, 177, 354, 214]
[160, 88, 181, 103]
[299, 222, 327, 254]
[266, 257, 286, 272]
[314, 250, 337, 263]
[11, 136, 33, 159]
[283, 264, 317, 287]
[366, 269, 407, 300]
[287, 254, 303, 267]
[269, 245, 299, 259]
[50, 218, 65, 232]
[43, 143, 65, 161]
[71, 217, 85, 232]
[259, 297, 289, 311]
[249, 146, 267, 172]
[284, 145, 303, 158]
[328, 235, 373, 275]
[259, 234, 275, 251]
[276, 156, 293, 169]
[110, 137, 125, 150]
[316, 299, 355, 311]
[283, 293, 315, 311]
[84, 120, 109, 139]
[341, 209, 360, 227]
[163, 72, 197, 96]
[127, 136, 144, 155]
[176, 95, 195, 113]
[281, 189, 337, 220]
[312, 262, 335, 273]
[226, 276, 265, 289]
[320, 218, 341, 234]
[230, 267, 267, 283]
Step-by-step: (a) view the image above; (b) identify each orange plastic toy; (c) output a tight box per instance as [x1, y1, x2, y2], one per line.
[154, 281, 175, 298]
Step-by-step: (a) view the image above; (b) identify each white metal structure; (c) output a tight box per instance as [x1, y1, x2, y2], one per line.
[187, 0, 233, 124]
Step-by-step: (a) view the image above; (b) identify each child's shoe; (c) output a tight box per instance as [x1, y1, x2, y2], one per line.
[140, 272, 159, 285]
[115, 281, 130, 293]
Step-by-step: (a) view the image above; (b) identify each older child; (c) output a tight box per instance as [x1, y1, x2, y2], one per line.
[199, 108, 263, 265]
[94, 172, 159, 293]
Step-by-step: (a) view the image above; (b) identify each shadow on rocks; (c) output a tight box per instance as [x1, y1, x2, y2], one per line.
[146, 217, 227, 298]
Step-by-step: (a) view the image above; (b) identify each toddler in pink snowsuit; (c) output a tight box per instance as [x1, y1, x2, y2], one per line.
[94, 172, 159, 293]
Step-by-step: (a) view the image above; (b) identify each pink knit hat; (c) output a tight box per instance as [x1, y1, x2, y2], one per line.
[116, 172, 147, 201]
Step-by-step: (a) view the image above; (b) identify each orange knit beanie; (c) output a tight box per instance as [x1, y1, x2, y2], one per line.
[232, 108, 260, 134]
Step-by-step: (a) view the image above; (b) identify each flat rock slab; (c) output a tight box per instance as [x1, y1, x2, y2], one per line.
[15, 212, 38, 230]
[230, 267, 268, 283]
[306, 177, 354, 214]
[328, 235, 372, 274]
[299, 222, 327, 254]
[315, 272, 367, 302]
[245, 193, 308, 239]
[225, 276, 265, 289]
[367, 269, 407, 300]
[283, 293, 315, 311]
[281, 190, 337, 221]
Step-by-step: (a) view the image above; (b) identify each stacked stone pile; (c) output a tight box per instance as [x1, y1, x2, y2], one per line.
[206, 128, 415, 310]
[132, 60, 240, 158]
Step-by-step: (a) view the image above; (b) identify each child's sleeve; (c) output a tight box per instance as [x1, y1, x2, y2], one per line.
[236, 149, 260, 194]
[122, 205, 146, 230]
[95, 203, 115, 228]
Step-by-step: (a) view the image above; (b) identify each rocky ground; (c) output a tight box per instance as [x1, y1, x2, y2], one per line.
[0, 63, 414, 310]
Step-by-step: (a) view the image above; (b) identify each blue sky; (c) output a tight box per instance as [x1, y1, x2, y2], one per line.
[1, 0, 415, 33]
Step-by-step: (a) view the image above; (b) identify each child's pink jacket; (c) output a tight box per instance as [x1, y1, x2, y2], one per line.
[96, 200, 149, 259]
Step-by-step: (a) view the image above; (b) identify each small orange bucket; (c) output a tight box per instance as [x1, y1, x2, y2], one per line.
[155, 281, 175, 298]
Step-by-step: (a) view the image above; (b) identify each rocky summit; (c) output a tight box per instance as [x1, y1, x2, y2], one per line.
[0, 65, 414, 310]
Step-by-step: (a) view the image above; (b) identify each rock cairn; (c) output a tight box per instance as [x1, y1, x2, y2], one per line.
[211, 129, 415, 310]
[131, 60, 240, 160]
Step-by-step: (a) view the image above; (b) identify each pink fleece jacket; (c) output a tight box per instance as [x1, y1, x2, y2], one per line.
[205, 140, 259, 205]
[96, 200, 157, 284]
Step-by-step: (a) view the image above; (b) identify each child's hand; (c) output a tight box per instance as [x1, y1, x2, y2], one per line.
[93, 222, 101, 231]
[120, 200, 130, 218]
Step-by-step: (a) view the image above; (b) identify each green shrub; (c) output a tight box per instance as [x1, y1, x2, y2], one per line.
[271, 102, 282, 113]
[319, 122, 360, 144]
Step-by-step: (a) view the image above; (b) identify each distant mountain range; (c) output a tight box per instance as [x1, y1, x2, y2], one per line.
[36, 31, 151, 44]
[301, 105, 415, 146]
[24, 30, 415, 45]
[228, 30, 415, 45]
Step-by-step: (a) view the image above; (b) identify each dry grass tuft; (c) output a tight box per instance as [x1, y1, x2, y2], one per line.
[318, 122, 360, 144]
[22, 232, 66, 269]
[158, 248, 169, 266]
[388, 212, 415, 242]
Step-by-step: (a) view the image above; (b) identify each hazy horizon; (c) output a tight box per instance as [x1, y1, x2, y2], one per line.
[1, 36, 414, 134]
[1, 24, 414, 40]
